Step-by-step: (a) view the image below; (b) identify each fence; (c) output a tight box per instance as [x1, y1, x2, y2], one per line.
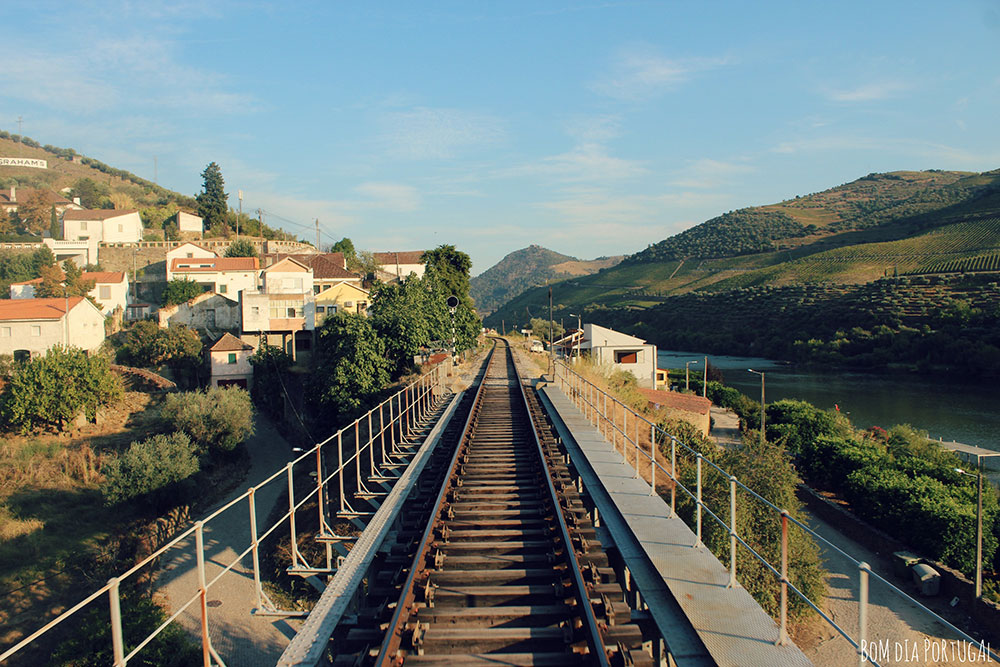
[553, 360, 1000, 667]
[0, 364, 448, 666]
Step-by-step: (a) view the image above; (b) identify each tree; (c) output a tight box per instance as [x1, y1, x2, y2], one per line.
[100, 432, 199, 507]
[0, 346, 123, 433]
[422, 245, 472, 303]
[49, 205, 60, 239]
[224, 238, 258, 257]
[421, 245, 481, 352]
[162, 278, 204, 306]
[69, 177, 111, 209]
[17, 189, 53, 235]
[330, 237, 356, 261]
[196, 162, 228, 232]
[529, 316, 564, 343]
[249, 344, 293, 419]
[310, 312, 389, 425]
[370, 277, 434, 373]
[162, 386, 255, 453]
[118, 321, 202, 368]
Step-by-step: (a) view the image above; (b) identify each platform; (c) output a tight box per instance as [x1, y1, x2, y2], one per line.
[540, 385, 813, 667]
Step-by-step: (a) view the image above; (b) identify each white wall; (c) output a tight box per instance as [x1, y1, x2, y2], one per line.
[210, 349, 253, 387]
[0, 302, 105, 357]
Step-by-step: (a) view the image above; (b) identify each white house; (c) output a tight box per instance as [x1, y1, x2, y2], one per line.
[168, 256, 259, 298]
[165, 243, 218, 281]
[0, 186, 82, 217]
[175, 211, 204, 235]
[9, 271, 129, 316]
[62, 209, 143, 244]
[373, 251, 426, 281]
[240, 257, 315, 359]
[158, 291, 240, 332]
[0, 297, 106, 357]
[555, 323, 658, 388]
[208, 332, 254, 389]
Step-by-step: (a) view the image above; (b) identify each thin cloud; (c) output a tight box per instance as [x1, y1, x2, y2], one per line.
[591, 46, 729, 101]
[353, 182, 421, 212]
[379, 107, 505, 160]
[824, 81, 910, 102]
[502, 144, 646, 182]
[671, 158, 755, 189]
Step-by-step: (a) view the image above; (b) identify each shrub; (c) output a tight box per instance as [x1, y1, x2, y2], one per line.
[223, 238, 258, 257]
[118, 321, 202, 369]
[161, 386, 254, 453]
[0, 346, 122, 433]
[100, 433, 199, 507]
[161, 278, 204, 307]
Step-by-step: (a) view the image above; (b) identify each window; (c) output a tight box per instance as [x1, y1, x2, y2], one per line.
[286, 307, 296, 317]
[80, 221, 88, 231]
[344, 301, 353, 308]
[118, 224, 123, 232]
[316, 306, 325, 314]
[227, 353, 237, 364]
[186, 252, 194, 258]
[30, 325, 41, 337]
[219, 284, 228, 294]
[251, 306, 260, 316]
[0, 327, 9, 337]
[99, 286, 111, 299]
[615, 350, 638, 364]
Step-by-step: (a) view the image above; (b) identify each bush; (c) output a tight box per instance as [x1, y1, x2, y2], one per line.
[161, 278, 204, 307]
[224, 238, 258, 257]
[161, 386, 254, 453]
[118, 321, 202, 369]
[100, 433, 199, 507]
[0, 346, 122, 433]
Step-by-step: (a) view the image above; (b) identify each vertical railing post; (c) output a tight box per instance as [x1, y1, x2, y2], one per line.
[670, 437, 677, 517]
[650, 425, 656, 495]
[108, 577, 125, 667]
[286, 464, 299, 568]
[337, 432, 345, 513]
[634, 412, 639, 478]
[695, 454, 703, 546]
[728, 475, 737, 588]
[367, 412, 374, 481]
[389, 397, 397, 455]
[858, 562, 870, 667]
[249, 487, 264, 611]
[315, 446, 324, 532]
[379, 403, 387, 466]
[777, 510, 789, 645]
[354, 420, 361, 493]
[195, 520, 212, 666]
[622, 408, 629, 465]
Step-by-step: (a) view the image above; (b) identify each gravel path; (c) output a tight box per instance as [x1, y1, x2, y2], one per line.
[797, 510, 995, 666]
[156, 414, 301, 666]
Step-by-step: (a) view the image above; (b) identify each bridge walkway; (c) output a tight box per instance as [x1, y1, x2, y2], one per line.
[539, 383, 813, 667]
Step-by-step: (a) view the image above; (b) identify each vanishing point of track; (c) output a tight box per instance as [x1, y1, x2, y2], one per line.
[330, 340, 651, 665]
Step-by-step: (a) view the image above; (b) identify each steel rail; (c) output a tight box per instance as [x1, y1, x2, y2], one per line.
[512, 351, 611, 666]
[374, 342, 497, 663]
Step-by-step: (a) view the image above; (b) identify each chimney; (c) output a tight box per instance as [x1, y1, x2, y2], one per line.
[9, 186, 15, 202]
[73, 197, 81, 206]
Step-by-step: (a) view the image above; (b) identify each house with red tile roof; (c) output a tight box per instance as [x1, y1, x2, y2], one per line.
[0, 297, 106, 357]
[0, 186, 81, 217]
[169, 256, 259, 299]
[208, 332, 254, 389]
[10, 270, 129, 315]
[63, 209, 143, 244]
[240, 257, 315, 360]
[373, 250, 426, 281]
[638, 388, 712, 437]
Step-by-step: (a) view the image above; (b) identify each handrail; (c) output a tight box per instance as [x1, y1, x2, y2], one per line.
[0, 362, 449, 665]
[552, 359, 1000, 665]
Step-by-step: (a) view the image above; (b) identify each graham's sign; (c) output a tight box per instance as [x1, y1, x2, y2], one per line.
[0, 157, 47, 169]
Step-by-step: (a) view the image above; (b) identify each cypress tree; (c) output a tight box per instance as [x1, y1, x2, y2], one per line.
[196, 162, 229, 232]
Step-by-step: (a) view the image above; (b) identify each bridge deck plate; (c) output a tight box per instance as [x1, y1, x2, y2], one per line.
[540, 385, 812, 667]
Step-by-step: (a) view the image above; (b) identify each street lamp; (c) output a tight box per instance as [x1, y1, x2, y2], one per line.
[955, 459, 985, 599]
[685, 360, 699, 392]
[748, 368, 765, 444]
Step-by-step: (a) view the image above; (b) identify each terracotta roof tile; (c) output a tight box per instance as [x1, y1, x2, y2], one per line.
[0, 297, 85, 321]
[638, 388, 712, 416]
[63, 209, 138, 220]
[210, 332, 255, 352]
[373, 251, 425, 265]
[170, 257, 259, 272]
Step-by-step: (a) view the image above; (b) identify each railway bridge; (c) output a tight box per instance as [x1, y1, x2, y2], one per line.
[2, 339, 992, 666]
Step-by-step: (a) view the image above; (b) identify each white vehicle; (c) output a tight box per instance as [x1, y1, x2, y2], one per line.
[530, 340, 544, 353]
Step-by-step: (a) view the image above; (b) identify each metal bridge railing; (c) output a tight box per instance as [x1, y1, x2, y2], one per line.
[0, 364, 448, 667]
[553, 360, 1000, 667]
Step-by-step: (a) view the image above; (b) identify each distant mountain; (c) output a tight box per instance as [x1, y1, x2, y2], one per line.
[470, 245, 623, 314]
[484, 168, 1000, 329]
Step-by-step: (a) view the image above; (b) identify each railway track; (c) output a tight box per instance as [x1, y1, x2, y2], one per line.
[329, 341, 652, 665]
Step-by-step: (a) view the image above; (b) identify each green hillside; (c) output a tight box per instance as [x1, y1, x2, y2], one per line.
[470, 245, 622, 314]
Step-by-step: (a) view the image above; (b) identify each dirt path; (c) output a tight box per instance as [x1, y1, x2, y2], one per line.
[156, 414, 300, 665]
[797, 510, 996, 666]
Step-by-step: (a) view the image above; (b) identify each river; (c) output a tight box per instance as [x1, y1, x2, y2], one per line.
[657, 349, 1000, 452]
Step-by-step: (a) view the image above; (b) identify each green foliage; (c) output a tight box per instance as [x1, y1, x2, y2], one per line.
[529, 316, 564, 342]
[249, 344, 292, 419]
[69, 177, 112, 209]
[118, 321, 203, 368]
[310, 312, 390, 425]
[370, 277, 436, 373]
[100, 432, 199, 507]
[224, 238, 258, 257]
[422, 245, 472, 302]
[161, 278, 205, 306]
[0, 346, 123, 433]
[196, 162, 228, 232]
[672, 436, 826, 619]
[330, 237, 356, 260]
[51, 586, 200, 666]
[161, 386, 254, 453]
[35, 259, 96, 298]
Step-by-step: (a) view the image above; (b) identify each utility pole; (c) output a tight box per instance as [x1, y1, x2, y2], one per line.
[315, 219, 320, 251]
[748, 369, 765, 444]
[237, 191, 243, 239]
[16, 116, 23, 138]
[548, 286, 553, 375]
[703, 355, 708, 397]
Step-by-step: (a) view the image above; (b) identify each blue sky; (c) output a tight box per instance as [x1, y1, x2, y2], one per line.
[2, 1, 999, 274]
